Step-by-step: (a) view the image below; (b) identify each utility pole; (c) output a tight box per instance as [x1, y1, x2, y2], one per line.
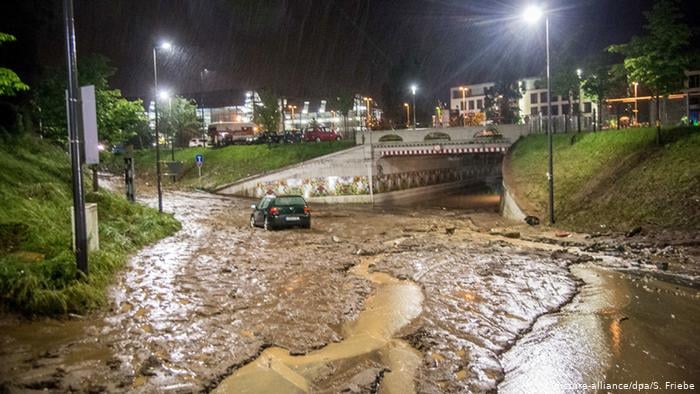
[63, 0, 88, 275]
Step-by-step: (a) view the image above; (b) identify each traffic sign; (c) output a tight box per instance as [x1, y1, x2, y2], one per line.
[195, 154, 204, 167]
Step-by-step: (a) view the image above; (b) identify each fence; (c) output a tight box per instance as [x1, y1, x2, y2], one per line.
[526, 114, 595, 134]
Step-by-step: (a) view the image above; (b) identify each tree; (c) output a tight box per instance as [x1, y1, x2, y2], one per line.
[0, 33, 29, 96]
[159, 96, 200, 147]
[608, 0, 691, 143]
[484, 79, 523, 124]
[550, 65, 580, 132]
[35, 54, 148, 146]
[253, 89, 280, 134]
[330, 94, 354, 137]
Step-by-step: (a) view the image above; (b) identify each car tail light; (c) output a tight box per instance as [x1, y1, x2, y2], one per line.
[269, 207, 279, 215]
[304, 206, 310, 214]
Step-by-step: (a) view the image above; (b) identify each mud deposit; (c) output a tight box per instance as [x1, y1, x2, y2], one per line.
[1, 191, 698, 393]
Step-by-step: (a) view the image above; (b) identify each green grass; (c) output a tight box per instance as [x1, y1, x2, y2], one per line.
[0, 136, 180, 315]
[508, 127, 700, 232]
[102, 141, 356, 190]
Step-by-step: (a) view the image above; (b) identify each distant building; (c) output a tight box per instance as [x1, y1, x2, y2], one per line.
[685, 70, 700, 125]
[450, 77, 598, 131]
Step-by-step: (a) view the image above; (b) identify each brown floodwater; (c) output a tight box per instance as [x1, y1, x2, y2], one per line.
[0, 188, 697, 393]
[214, 256, 423, 393]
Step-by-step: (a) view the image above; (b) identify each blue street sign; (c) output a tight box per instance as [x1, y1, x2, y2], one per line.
[195, 154, 204, 167]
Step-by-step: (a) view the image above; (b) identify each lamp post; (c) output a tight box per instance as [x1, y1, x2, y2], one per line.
[152, 41, 171, 213]
[200, 68, 209, 138]
[404, 103, 410, 128]
[577, 68, 583, 133]
[460, 86, 467, 126]
[364, 97, 372, 129]
[411, 85, 417, 130]
[524, 5, 554, 224]
[288, 105, 296, 129]
[632, 81, 639, 126]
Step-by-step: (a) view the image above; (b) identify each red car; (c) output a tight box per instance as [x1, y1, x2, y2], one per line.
[303, 126, 342, 142]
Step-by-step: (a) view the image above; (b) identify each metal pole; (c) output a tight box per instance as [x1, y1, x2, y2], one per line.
[63, 0, 88, 275]
[152, 47, 163, 213]
[368, 128, 374, 207]
[546, 16, 554, 224]
[412, 92, 417, 130]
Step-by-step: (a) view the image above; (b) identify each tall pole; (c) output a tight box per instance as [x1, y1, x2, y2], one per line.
[462, 87, 466, 126]
[404, 103, 410, 127]
[63, 0, 88, 275]
[200, 69, 206, 138]
[412, 88, 417, 130]
[546, 16, 554, 225]
[152, 48, 163, 213]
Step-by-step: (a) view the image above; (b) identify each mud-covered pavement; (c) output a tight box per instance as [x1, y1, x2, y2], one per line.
[1, 191, 699, 393]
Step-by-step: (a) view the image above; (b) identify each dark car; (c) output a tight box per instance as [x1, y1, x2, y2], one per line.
[250, 195, 311, 230]
[302, 126, 342, 142]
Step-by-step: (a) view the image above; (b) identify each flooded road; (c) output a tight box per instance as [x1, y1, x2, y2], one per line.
[500, 265, 700, 393]
[1, 189, 698, 393]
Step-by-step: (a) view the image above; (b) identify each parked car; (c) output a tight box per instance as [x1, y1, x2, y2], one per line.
[250, 195, 311, 230]
[282, 130, 303, 144]
[302, 126, 342, 142]
[188, 138, 209, 147]
[255, 131, 282, 145]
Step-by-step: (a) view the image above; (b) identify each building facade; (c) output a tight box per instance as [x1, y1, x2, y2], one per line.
[449, 77, 598, 130]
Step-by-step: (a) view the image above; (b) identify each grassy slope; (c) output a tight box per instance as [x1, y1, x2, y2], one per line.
[507, 127, 700, 232]
[103, 141, 356, 190]
[0, 137, 180, 315]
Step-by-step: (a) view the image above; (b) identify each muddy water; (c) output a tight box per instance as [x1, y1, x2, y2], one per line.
[214, 256, 424, 393]
[500, 264, 700, 393]
[1, 187, 698, 393]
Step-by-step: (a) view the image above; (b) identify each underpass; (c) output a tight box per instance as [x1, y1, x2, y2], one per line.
[217, 125, 523, 212]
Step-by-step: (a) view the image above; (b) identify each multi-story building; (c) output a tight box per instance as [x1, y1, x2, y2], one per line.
[449, 77, 598, 130]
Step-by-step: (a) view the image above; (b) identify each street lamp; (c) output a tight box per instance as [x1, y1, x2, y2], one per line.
[576, 68, 583, 132]
[364, 97, 372, 129]
[404, 103, 410, 128]
[411, 84, 417, 130]
[523, 5, 554, 224]
[460, 86, 468, 126]
[152, 41, 172, 213]
[288, 105, 297, 129]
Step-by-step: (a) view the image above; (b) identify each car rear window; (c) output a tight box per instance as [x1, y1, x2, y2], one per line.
[275, 196, 306, 206]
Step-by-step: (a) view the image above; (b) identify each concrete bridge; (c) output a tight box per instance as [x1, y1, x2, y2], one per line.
[216, 125, 527, 205]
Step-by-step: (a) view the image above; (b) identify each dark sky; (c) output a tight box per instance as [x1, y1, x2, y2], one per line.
[2, 0, 699, 105]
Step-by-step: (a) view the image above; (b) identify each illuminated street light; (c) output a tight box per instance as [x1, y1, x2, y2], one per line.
[410, 84, 417, 130]
[404, 103, 410, 128]
[152, 40, 173, 213]
[523, 5, 554, 224]
[577, 69, 583, 132]
[460, 86, 468, 126]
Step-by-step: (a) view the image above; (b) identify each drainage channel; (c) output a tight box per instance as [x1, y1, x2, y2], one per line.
[213, 256, 424, 393]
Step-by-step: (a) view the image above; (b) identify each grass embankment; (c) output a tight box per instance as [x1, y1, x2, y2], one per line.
[103, 141, 356, 190]
[507, 127, 700, 232]
[0, 137, 180, 315]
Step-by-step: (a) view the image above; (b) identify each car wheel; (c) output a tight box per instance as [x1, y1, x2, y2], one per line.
[250, 215, 256, 228]
[336, 136, 341, 141]
[264, 217, 272, 231]
[304, 220, 311, 229]
[315, 137, 321, 143]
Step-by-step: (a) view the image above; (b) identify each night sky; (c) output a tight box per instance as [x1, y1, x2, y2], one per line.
[1, 0, 699, 105]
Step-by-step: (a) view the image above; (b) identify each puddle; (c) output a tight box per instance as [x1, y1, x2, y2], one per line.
[214, 256, 424, 393]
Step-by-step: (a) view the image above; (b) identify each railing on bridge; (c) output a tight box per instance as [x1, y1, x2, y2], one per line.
[375, 139, 510, 157]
